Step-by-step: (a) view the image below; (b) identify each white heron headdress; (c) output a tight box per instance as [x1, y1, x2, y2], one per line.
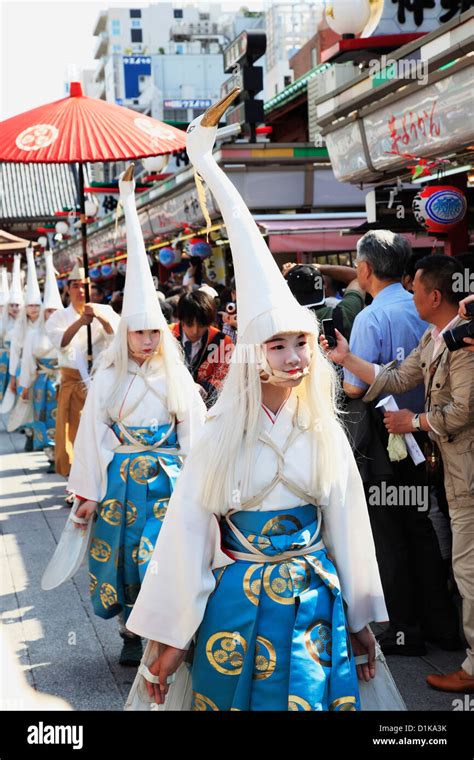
[119, 165, 167, 331]
[0, 267, 9, 307]
[8, 254, 24, 306]
[185, 89, 316, 349]
[43, 251, 64, 311]
[25, 248, 42, 306]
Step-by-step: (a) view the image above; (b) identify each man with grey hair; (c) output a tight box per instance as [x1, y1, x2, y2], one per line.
[343, 231, 460, 657]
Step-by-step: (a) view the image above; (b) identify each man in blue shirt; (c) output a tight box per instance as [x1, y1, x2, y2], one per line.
[344, 231, 460, 655]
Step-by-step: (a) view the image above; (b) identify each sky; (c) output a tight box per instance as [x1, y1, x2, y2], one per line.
[0, 0, 267, 120]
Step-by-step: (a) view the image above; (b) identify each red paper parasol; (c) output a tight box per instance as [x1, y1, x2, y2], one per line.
[0, 82, 187, 367]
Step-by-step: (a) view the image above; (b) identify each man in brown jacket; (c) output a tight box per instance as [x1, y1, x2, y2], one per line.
[323, 254, 474, 694]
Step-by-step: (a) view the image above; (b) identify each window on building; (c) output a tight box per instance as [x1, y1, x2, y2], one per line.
[131, 19, 141, 29]
[131, 29, 143, 43]
[199, 13, 210, 20]
[111, 19, 121, 36]
[130, 9, 141, 18]
[163, 107, 188, 122]
[112, 44, 121, 53]
[173, 9, 183, 18]
[284, 75, 292, 87]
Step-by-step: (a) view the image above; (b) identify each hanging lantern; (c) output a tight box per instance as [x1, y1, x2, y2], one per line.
[57, 279, 64, 290]
[89, 266, 101, 280]
[100, 263, 115, 278]
[142, 155, 169, 173]
[325, 0, 371, 36]
[55, 220, 70, 236]
[85, 198, 99, 217]
[159, 247, 182, 268]
[37, 235, 48, 247]
[412, 186, 467, 235]
[187, 237, 212, 259]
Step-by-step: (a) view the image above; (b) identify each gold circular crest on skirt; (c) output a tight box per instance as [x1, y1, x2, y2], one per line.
[90, 538, 112, 563]
[206, 631, 247, 676]
[304, 619, 332, 666]
[132, 536, 154, 565]
[99, 581, 118, 609]
[100, 499, 123, 526]
[253, 635, 276, 681]
[129, 455, 160, 484]
[192, 692, 219, 711]
[288, 695, 312, 711]
[152, 497, 169, 521]
[125, 500, 137, 526]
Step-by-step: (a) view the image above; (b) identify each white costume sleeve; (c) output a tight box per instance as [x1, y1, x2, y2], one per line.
[44, 308, 67, 352]
[67, 369, 117, 502]
[127, 444, 228, 648]
[175, 368, 207, 456]
[321, 426, 388, 633]
[19, 331, 37, 389]
[8, 321, 22, 376]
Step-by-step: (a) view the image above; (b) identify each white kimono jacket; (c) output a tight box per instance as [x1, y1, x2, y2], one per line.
[127, 393, 388, 648]
[67, 357, 206, 504]
[19, 328, 58, 390]
[9, 318, 39, 377]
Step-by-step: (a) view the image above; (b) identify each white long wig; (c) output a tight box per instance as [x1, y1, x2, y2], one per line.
[96, 318, 191, 420]
[189, 310, 345, 515]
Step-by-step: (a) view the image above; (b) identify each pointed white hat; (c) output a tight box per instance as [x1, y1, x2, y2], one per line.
[8, 254, 24, 306]
[0, 267, 9, 306]
[68, 261, 85, 281]
[185, 92, 316, 345]
[43, 251, 64, 311]
[25, 248, 42, 306]
[119, 167, 167, 331]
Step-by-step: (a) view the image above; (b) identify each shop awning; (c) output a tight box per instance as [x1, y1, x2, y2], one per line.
[257, 218, 367, 253]
[257, 217, 446, 254]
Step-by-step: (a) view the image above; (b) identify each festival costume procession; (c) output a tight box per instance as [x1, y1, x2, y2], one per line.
[126, 91, 399, 712]
[1, 250, 41, 442]
[65, 168, 206, 665]
[0, 265, 14, 403]
[19, 251, 64, 465]
[45, 263, 119, 478]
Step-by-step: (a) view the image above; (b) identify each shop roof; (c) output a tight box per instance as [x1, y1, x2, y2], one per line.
[264, 63, 330, 114]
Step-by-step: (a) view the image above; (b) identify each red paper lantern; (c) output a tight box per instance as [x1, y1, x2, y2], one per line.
[413, 185, 467, 235]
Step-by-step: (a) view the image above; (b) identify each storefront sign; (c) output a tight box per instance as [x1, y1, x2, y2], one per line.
[373, 1, 471, 35]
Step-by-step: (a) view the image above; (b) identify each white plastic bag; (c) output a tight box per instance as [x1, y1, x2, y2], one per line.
[357, 645, 407, 711]
[124, 640, 193, 712]
[41, 499, 94, 591]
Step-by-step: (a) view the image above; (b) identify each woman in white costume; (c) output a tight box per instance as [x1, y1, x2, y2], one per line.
[7, 249, 42, 448]
[126, 92, 390, 712]
[68, 167, 206, 666]
[0, 266, 14, 403]
[19, 251, 63, 469]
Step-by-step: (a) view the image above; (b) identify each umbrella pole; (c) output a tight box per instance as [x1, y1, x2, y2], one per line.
[78, 162, 93, 372]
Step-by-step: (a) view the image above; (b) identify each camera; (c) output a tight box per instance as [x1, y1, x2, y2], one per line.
[443, 301, 474, 352]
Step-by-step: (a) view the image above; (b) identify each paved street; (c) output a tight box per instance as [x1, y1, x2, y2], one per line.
[0, 419, 465, 712]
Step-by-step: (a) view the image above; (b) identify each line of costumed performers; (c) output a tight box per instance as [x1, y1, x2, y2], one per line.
[41, 92, 407, 711]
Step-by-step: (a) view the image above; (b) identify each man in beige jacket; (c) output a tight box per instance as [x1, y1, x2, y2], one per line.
[323, 254, 474, 694]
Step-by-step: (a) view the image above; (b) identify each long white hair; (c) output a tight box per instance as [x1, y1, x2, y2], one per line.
[189, 311, 345, 515]
[96, 319, 191, 419]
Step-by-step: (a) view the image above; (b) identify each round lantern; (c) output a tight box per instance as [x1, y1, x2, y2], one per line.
[159, 247, 182, 268]
[37, 236, 48, 247]
[100, 263, 115, 278]
[412, 185, 467, 235]
[85, 199, 99, 217]
[187, 238, 212, 259]
[325, 0, 371, 36]
[55, 221, 70, 236]
[89, 266, 101, 280]
[57, 279, 64, 290]
[142, 155, 169, 173]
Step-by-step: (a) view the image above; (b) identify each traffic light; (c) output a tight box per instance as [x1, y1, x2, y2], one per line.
[221, 30, 266, 142]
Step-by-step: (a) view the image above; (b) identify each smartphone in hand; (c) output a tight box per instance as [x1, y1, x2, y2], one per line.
[322, 318, 337, 349]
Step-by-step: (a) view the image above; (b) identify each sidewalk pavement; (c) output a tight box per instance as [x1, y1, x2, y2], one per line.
[0, 420, 466, 712]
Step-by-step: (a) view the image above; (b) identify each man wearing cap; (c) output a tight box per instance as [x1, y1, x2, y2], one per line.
[285, 263, 364, 340]
[45, 263, 119, 479]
